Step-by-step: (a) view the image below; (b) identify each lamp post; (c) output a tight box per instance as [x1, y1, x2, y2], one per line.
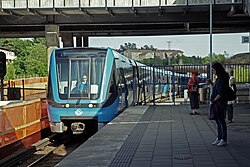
[209, 0, 213, 97]
[166, 41, 172, 65]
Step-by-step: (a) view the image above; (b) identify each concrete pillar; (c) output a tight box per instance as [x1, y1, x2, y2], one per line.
[76, 36, 82, 47]
[61, 33, 73, 47]
[45, 24, 59, 69]
[83, 36, 89, 47]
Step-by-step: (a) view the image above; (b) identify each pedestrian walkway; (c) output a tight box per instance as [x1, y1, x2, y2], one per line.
[56, 103, 250, 167]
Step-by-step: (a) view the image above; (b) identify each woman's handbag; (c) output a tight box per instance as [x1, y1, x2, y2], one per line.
[208, 103, 218, 120]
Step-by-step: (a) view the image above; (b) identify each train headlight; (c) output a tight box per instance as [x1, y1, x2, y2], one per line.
[65, 104, 70, 108]
[88, 103, 93, 108]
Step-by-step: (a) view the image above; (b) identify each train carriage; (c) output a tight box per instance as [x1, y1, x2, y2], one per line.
[47, 47, 145, 134]
[46, 47, 206, 135]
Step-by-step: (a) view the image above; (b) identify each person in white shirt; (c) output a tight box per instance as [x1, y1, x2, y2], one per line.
[226, 69, 236, 123]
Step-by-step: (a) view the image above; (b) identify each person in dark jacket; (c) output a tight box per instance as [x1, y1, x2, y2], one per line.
[207, 62, 229, 146]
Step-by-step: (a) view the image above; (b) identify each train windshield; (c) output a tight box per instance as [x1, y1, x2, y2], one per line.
[55, 49, 106, 100]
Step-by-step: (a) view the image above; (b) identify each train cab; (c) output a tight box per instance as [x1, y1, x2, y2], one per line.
[46, 47, 141, 135]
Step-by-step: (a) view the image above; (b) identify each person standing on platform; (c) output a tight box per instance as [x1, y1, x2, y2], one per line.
[188, 69, 200, 115]
[226, 68, 237, 123]
[207, 62, 229, 146]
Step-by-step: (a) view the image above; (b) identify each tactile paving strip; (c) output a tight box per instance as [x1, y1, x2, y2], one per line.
[109, 106, 155, 167]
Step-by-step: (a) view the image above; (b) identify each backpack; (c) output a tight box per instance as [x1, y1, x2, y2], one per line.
[187, 76, 198, 92]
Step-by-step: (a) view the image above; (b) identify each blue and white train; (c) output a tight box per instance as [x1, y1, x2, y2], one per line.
[46, 47, 206, 135]
[46, 47, 148, 134]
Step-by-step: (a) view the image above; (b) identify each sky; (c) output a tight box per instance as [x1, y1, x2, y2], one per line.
[89, 32, 250, 58]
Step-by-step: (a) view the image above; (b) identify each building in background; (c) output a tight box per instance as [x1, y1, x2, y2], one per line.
[124, 49, 183, 61]
[0, 47, 16, 63]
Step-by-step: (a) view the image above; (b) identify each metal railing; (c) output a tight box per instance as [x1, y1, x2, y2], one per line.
[0, 0, 243, 9]
[1, 79, 46, 101]
[138, 64, 250, 105]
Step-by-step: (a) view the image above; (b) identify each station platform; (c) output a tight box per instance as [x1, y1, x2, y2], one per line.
[56, 103, 250, 167]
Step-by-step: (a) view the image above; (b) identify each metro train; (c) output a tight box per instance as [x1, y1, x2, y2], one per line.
[46, 47, 206, 135]
[46, 47, 148, 135]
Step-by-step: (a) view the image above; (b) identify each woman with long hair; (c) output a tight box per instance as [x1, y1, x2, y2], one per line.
[207, 62, 229, 146]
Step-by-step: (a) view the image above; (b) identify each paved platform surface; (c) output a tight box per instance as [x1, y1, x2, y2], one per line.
[56, 103, 250, 167]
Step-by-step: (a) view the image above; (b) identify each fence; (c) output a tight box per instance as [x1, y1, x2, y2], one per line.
[0, 0, 243, 8]
[138, 64, 250, 105]
[0, 77, 47, 101]
[0, 98, 49, 159]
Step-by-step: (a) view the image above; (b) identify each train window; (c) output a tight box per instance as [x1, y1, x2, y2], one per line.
[69, 59, 90, 98]
[109, 71, 115, 93]
[67, 57, 105, 99]
[55, 49, 106, 100]
[90, 57, 105, 99]
[56, 59, 69, 99]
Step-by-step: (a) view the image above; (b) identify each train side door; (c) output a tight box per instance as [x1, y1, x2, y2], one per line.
[118, 68, 127, 111]
[133, 65, 139, 105]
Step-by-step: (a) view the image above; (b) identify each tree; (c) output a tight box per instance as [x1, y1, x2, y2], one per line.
[141, 45, 150, 50]
[140, 56, 163, 66]
[4, 62, 16, 80]
[0, 38, 47, 79]
[202, 53, 226, 64]
[25, 43, 47, 76]
[119, 42, 137, 51]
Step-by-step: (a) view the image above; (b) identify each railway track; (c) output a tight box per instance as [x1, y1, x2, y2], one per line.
[26, 144, 64, 167]
[0, 133, 84, 167]
[20, 133, 89, 167]
[0, 123, 106, 167]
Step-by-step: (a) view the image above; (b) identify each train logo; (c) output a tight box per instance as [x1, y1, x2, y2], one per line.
[75, 109, 83, 116]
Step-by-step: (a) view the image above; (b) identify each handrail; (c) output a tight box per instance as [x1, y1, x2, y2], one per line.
[0, 0, 243, 9]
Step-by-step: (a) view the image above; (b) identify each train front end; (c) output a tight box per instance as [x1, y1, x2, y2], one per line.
[46, 48, 118, 134]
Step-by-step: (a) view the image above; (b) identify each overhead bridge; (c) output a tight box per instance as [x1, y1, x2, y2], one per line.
[0, 0, 250, 38]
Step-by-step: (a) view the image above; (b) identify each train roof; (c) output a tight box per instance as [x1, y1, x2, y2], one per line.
[55, 47, 108, 51]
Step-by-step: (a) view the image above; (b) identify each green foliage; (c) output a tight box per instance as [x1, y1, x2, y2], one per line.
[26, 43, 47, 76]
[140, 56, 163, 66]
[4, 62, 16, 80]
[202, 53, 226, 64]
[119, 43, 157, 51]
[179, 55, 203, 65]
[140, 55, 204, 66]
[119, 42, 137, 51]
[0, 38, 47, 80]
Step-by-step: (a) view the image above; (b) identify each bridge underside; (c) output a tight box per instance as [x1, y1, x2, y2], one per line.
[0, 4, 249, 38]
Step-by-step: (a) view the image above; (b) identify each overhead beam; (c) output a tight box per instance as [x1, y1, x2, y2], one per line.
[106, 8, 115, 17]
